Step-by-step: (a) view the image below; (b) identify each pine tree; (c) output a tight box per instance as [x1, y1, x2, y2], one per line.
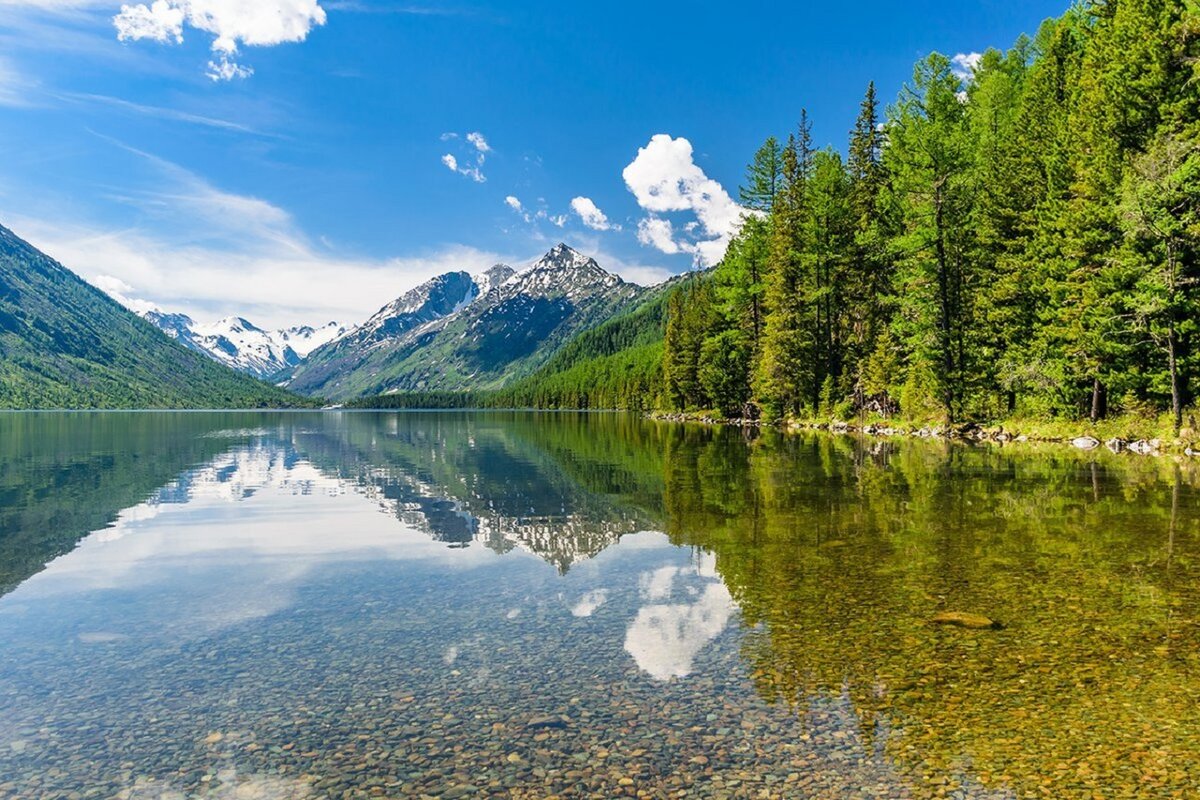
[741, 137, 784, 213]
[885, 53, 977, 421]
[845, 83, 892, 404]
[755, 120, 814, 420]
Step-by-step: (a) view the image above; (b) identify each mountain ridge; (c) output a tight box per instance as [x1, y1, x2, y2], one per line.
[285, 243, 646, 401]
[141, 311, 347, 380]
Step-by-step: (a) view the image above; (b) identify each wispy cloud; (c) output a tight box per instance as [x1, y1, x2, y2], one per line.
[57, 91, 271, 135]
[2, 144, 507, 328]
[441, 129, 489, 182]
[0, 54, 35, 107]
[323, 1, 472, 14]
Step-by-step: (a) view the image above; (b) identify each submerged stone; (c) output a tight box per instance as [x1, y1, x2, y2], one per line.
[929, 612, 1004, 630]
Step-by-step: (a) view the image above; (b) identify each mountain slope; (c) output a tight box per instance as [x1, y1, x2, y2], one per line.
[287, 245, 645, 401]
[491, 273, 694, 409]
[344, 271, 705, 411]
[143, 312, 346, 380]
[0, 224, 311, 409]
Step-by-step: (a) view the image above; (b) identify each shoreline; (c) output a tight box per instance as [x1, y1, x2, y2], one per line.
[646, 411, 1200, 459]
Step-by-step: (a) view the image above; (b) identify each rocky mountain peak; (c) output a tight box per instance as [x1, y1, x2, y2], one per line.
[477, 263, 516, 293]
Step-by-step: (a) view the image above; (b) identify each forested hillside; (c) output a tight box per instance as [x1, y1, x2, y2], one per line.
[0, 224, 310, 409]
[664, 0, 1200, 432]
[348, 275, 696, 410]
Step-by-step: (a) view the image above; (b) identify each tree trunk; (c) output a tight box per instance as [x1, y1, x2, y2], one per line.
[1168, 326, 1182, 434]
[933, 183, 955, 420]
[1090, 376, 1106, 423]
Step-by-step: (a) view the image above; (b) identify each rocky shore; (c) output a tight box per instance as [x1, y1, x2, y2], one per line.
[647, 412, 1200, 458]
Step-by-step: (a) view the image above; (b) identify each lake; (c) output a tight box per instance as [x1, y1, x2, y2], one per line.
[0, 411, 1197, 799]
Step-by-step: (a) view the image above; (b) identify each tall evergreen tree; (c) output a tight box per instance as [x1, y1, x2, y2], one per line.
[885, 53, 977, 420]
[755, 120, 815, 420]
[741, 137, 784, 213]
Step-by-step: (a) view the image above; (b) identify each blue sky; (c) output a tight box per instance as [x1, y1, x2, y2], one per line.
[0, 0, 1065, 328]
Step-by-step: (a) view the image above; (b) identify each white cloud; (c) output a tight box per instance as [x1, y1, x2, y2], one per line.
[466, 131, 490, 153]
[92, 274, 161, 315]
[622, 134, 745, 266]
[0, 55, 35, 107]
[951, 52, 982, 82]
[5, 150, 507, 329]
[112, 0, 184, 43]
[440, 130, 488, 182]
[636, 217, 679, 255]
[111, 0, 328, 80]
[206, 54, 252, 81]
[569, 196, 616, 232]
[58, 91, 264, 133]
[504, 195, 522, 211]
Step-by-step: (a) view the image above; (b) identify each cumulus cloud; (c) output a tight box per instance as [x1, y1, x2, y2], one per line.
[622, 134, 745, 266]
[441, 130, 489, 182]
[569, 196, 616, 231]
[112, 0, 328, 81]
[636, 217, 680, 255]
[504, 195, 522, 211]
[951, 52, 983, 82]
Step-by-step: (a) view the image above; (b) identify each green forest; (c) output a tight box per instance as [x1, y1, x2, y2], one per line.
[352, 0, 1200, 438]
[665, 0, 1200, 433]
[358, 1, 1200, 436]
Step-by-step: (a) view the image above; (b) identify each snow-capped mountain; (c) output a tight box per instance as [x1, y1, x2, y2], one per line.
[142, 311, 347, 380]
[285, 244, 645, 400]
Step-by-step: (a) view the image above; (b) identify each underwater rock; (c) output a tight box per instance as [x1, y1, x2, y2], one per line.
[930, 611, 1004, 630]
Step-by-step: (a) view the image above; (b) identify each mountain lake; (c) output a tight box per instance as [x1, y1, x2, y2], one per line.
[0, 411, 1197, 799]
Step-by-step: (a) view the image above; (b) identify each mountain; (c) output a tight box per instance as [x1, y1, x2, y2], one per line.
[286, 244, 645, 401]
[0, 223, 311, 409]
[142, 312, 347, 380]
[492, 271, 702, 410]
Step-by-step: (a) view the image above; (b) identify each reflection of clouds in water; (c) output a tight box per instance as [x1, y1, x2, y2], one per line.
[8, 445, 520, 642]
[571, 589, 609, 617]
[624, 553, 735, 681]
[639, 566, 680, 601]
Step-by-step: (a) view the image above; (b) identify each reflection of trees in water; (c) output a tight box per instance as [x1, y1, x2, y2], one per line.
[0, 412, 267, 596]
[661, 427, 1200, 798]
[6, 410, 1200, 796]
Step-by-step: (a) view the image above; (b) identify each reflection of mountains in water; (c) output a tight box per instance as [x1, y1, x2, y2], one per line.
[297, 416, 660, 572]
[119, 422, 656, 573]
